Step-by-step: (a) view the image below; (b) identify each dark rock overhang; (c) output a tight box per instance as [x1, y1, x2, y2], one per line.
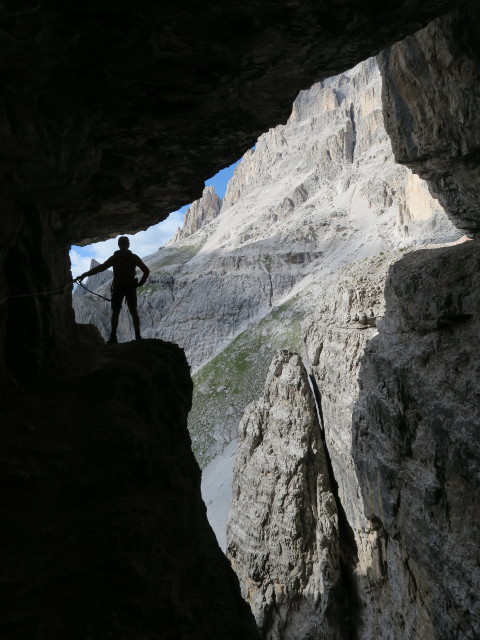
[1, 0, 459, 245]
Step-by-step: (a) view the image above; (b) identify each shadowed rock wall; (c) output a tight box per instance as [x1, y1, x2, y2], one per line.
[0, 202, 75, 379]
[0, 338, 259, 640]
[379, 2, 480, 235]
[353, 242, 480, 639]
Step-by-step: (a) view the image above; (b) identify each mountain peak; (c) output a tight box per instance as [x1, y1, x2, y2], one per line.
[168, 186, 222, 244]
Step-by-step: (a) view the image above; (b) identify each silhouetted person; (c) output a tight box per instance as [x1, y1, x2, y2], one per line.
[77, 236, 150, 343]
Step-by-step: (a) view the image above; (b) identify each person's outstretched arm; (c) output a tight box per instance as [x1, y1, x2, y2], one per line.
[135, 256, 150, 286]
[77, 256, 113, 282]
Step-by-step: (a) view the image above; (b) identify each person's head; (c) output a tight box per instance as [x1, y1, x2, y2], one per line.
[118, 236, 130, 250]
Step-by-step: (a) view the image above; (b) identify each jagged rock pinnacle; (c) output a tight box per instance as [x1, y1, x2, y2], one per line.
[168, 186, 222, 245]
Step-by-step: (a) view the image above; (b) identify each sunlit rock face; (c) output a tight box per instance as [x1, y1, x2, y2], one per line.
[227, 351, 347, 640]
[379, 2, 480, 236]
[168, 186, 222, 244]
[301, 244, 480, 639]
[0, 338, 260, 640]
[227, 251, 408, 639]
[302, 250, 408, 617]
[0, 0, 457, 378]
[229, 242, 480, 640]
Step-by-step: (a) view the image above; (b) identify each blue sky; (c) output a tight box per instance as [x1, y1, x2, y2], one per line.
[70, 159, 240, 277]
[205, 161, 240, 198]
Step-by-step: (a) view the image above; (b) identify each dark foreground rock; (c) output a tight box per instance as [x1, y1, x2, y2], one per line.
[0, 338, 259, 640]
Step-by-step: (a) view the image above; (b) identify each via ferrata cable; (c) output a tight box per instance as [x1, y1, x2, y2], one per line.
[0, 279, 112, 305]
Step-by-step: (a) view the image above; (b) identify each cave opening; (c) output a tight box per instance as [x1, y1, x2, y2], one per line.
[1, 2, 479, 638]
[69, 157, 242, 279]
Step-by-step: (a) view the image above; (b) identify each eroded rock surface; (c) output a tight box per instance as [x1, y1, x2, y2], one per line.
[352, 241, 480, 639]
[0, 338, 259, 640]
[302, 251, 420, 639]
[228, 242, 480, 639]
[168, 186, 222, 244]
[379, 2, 480, 236]
[305, 243, 480, 640]
[226, 251, 405, 639]
[227, 351, 346, 640]
[303, 252, 403, 559]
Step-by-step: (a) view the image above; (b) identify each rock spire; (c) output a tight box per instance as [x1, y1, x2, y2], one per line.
[227, 351, 347, 640]
[168, 186, 222, 244]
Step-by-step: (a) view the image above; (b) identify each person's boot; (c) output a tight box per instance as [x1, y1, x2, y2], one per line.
[135, 333, 142, 341]
[107, 335, 118, 344]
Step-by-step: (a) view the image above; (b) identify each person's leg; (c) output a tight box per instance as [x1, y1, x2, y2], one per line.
[125, 287, 142, 340]
[109, 286, 123, 343]
[131, 308, 141, 340]
[109, 308, 120, 343]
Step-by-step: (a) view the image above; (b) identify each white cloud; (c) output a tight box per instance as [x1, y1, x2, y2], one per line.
[69, 209, 185, 277]
[70, 249, 96, 278]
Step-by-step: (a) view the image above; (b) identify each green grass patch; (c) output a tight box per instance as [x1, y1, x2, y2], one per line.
[136, 283, 158, 295]
[188, 298, 305, 467]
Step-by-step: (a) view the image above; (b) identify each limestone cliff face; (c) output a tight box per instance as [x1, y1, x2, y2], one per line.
[228, 243, 480, 639]
[0, 338, 259, 640]
[379, 3, 480, 236]
[168, 186, 222, 244]
[351, 242, 480, 639]
[227, 251, 405, 638]
[303, 253, 398, 561]
[227, 351, 346, 640]
[301, 252, 421, 639]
